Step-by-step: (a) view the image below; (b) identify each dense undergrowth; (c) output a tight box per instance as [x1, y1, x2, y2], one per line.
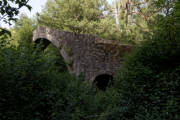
[0, 44, 103, 120]
[100, 4, 180, 119]
[0, 0, 180, 120]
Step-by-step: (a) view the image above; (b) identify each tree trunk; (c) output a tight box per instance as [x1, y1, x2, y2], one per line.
[114, 0, 121, 30]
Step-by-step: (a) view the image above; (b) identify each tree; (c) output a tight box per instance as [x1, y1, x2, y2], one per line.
[101, 1, 180, 120]
[38, 0, 120, 40]
[0, 0, 31, 37]
[111, 0, 163, 44]
[11, 14, 35, 46]
[0, 0, 31, 25]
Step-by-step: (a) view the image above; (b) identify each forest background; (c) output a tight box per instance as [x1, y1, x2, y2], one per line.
[0, 0, 179, 120]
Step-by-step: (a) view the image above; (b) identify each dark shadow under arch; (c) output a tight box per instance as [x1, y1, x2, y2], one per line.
[94, 74, 113, 90]
[35, 38, 51, 50]
[34, 38, 68, 72]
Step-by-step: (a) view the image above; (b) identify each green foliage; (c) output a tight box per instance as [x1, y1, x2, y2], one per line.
[101, 1, 180, 120]
[0, 15, 35, 48]
[0, 28, 11, 36]
[1, 1, 180, 120]
[39, 0, 108, 30]
[11, 14, 35, 46]
[0, 44, 104, 120]
[0, 45, 56, 120]
[112, 0, 153, 44]
[0, 30, 10, 48]
[0, 12, 104, 120]
[0, 0, 32, 37]
[38, 0, 123, 41]
[0, 0, 31, 25]
[37, 0, 161, 44]
[51, 76, 101, 120]
[44, 44, 68, 72]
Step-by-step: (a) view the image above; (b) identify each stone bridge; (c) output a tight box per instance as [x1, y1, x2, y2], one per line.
[33, 26, 132, 89]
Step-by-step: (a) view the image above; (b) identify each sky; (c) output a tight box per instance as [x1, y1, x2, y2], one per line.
[1, 0, 112, 28]
[1, 0, 48, 28]
[20, 0, 48, 18]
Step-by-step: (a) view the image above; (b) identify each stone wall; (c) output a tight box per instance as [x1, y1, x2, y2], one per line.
[33, 26, 132, 82]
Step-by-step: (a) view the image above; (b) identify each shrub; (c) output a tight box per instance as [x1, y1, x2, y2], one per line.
[0, 44, 103, 120]
[51, 75, 102, 120]
[100, 2, 180, 120]
[0, 45, 58, 120]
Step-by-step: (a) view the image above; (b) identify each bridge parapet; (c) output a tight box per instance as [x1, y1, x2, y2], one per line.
[33, 26, 133, 83]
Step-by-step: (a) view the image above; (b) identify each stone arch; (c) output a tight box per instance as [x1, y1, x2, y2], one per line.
[34, 38, 51, 50]
[94, 74, 113, 90]
[34, 37, 68, 72]
[33, 26, 133, 82]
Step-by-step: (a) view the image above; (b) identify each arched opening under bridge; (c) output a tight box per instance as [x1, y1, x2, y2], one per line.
[34, 38, 67, 72]
[94, 74, 113, 90]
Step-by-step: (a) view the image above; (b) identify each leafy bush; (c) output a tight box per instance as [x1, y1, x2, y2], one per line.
[100, 2, 180, 120]
[44, 43, 68, 73]
[0, 45, 56, 120]
[0, 44, 102, 120]
[0, 14, 105, 119]
[51, 75, 101, 120]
